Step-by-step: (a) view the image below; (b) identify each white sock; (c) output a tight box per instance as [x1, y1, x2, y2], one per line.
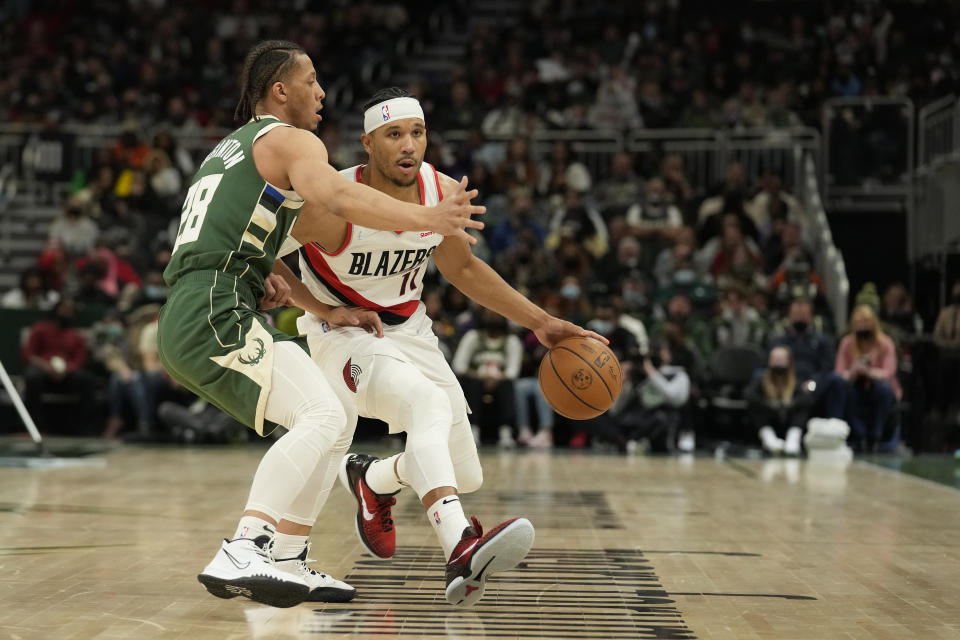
[427, 496, 471, 558]
[272, 532, 308, 560]
[365, 454, 405, 495]
[233, 516, 275, 541]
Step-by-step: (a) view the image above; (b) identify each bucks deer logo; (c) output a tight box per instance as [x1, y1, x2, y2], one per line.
[237, 338, 265, 366]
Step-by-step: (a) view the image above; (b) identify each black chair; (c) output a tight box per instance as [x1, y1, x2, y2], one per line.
[699, 345, 766, 436]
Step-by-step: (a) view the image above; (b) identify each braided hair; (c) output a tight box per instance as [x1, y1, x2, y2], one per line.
[234, 40, 305, 124]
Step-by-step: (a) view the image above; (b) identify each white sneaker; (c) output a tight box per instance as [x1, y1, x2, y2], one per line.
[677, 430, 695, 453]
[517, 427, 534, 445]
[273, 543, 356, 603]
[783, 427, 803, 456]
[497, 425, 516, 448]
[526, 430, 553, 449]
[759, 426, 785, 454]
[198, 537, 309, 608]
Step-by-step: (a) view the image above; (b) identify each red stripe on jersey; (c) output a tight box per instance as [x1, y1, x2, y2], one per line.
[355, 165, 364, 182]
[314, 224, 352, 257]
[302, 244, 421, 317]
[432, 165, 443, 201]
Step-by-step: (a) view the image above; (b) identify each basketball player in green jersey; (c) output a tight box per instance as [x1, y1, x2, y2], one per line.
[157, 40, 484, 608]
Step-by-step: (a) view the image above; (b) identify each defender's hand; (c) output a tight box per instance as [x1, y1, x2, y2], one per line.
[425, 176, 485, 244]
[259, 274, 294, 310]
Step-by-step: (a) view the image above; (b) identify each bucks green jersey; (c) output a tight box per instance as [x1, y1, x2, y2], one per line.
[164, 116, 303, 300]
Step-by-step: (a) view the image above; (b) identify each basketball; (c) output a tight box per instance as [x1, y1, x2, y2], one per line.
[538, 336, 622, 420]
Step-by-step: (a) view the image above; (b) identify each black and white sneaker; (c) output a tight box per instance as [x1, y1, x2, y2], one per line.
[198, 536, 309, 608]
[273, 543, 356, 603]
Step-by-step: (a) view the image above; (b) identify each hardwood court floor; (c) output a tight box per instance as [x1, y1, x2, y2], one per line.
[1, 442, 959, 640]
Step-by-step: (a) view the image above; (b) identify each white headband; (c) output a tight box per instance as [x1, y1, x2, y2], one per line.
[363, 97, 425, 133]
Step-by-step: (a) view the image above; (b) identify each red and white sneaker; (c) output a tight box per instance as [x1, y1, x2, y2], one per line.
[444, 516, 535, 607]
[338, 453, 398, 559]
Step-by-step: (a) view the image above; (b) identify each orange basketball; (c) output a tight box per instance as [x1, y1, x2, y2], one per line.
[538, 336, 623, 420]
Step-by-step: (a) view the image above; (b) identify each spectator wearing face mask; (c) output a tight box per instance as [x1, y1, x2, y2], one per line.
[747, 346, 812, 455]
[836, 305, 900, 450]
[769, 298, 847, 421]
[452, 309, 523, 448]
[48, 197, 100, 259]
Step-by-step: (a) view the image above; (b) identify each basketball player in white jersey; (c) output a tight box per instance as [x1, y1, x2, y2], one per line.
[278, 87, 607, 607]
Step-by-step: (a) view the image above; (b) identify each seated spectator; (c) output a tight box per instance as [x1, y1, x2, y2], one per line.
[452, 309, 523, 448]
[713, 285, 767, 350]
[94, 312, 150, 439]
[48, 196, 99, 259]
[74, 242, 143, 310]
[879, 283, 922, 341]
[538, 140, 592, 199]
[650, 293, 712, 370]
[653, 226, 701, 289]
[625, 177, 683, 269]
[697, 213, 761, 273]
[697, 161, 748, 226]
[21, 298, 97, 431]
[933, 280, 960, 349]
[1, 267, 60, 310]
[763, 219, 813, 274]
[547, 188, 608, 258]
[836, 305, 900, 450]
[745, 172, 809, 234]
[769, 255, 822, 308]
[514, 327, 554, 449]
[747, 346, 812, 455]
[487, 188, 547, 255]
[769, 298, 847, 420]
[596, 151, 642, 219]
[492, 137, 539, 194]
[715, 242, 767, 295]
[660, 153, 695, 218]
[592, 235, 643, 290]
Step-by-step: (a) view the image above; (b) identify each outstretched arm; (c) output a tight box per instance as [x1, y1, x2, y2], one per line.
[433, 234, 606, 348]
[254, 127, 484, 243]
[271, 259, 383, 337]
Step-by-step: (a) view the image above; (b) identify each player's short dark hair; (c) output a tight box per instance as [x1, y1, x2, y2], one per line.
[362, 87, 414, 112]
[235, 40, 305, 124]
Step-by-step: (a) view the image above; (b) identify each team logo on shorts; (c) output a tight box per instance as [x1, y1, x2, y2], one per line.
[237, 337, 265, 366]
[342, 358, 362, 393]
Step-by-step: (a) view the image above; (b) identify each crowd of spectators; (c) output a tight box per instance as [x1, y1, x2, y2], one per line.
[3, 1, 958, 132]
[1, 0, 958, 453]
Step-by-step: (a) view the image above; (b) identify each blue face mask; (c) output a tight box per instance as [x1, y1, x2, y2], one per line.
[561, 284, 581, 300]
[144, 284, 167, 300]
[588, 319, 615, 335]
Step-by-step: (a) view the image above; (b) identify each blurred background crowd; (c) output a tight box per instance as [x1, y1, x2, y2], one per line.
[2, 0, 959, 456]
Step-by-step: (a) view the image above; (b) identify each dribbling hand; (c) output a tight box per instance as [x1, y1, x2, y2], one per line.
[533, 316, 609, 349]
[427, 176, 485, 244]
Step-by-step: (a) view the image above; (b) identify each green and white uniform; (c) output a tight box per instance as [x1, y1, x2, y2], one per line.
[158, 116, 306, 435]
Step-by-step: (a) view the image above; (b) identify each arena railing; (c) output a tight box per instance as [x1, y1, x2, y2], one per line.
[917, 94, 958, 168]
[798, 153, 849, 331]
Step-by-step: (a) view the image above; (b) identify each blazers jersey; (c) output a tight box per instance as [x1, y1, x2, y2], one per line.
[299, 162, 444, 325]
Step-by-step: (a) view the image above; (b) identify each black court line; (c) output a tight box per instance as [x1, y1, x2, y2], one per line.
[670, 591, 817, 600]
[724, 459, 758, 478]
